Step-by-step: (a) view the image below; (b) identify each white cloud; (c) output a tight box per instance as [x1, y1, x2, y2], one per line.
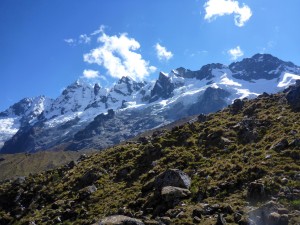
[155, 43, 173, 61]
[91, 25, 106, 36]
[204, 0, 252, 27]
[82, 69, 100, 79]
[79, 34, 91, 44]
[64, 38, 75, 45]
[228, 46, 244, 60]
[84, 31, 156, 81]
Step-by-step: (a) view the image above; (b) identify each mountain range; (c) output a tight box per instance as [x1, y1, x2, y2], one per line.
[1, 79, 300, 224]
[1, 53, 300, 153]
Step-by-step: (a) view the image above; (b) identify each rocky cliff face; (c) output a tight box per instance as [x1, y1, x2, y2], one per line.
[1, 54, 300, 153]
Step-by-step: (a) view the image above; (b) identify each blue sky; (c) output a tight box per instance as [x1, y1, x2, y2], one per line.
[1, 0, 300, 111]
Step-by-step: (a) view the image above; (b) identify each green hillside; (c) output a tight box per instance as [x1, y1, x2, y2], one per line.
[0, 150, 94, 181]
[1, 84, 300, 225]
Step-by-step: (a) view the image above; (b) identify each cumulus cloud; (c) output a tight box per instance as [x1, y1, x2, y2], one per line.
[155, 43, 173, 61]
[82, 69, 100, 79]
[83, 31, 156, 81]
[204, 0, 252, 27]
[228, 46, 244, 60]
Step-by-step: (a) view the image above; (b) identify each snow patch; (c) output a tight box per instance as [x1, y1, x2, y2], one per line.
[278, 73, 300, 88]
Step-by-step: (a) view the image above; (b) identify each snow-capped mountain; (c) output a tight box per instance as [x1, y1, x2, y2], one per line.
[0, 96, 52, 148]
[1, 53, 300, 153]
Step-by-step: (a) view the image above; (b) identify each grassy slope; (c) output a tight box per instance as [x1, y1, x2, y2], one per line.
[0, 150, 94, 181]
[0, 91, 300, 224]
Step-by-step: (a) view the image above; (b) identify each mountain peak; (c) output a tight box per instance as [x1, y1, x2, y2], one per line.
[229, 53, 300, 81]
[118, 76, 133, 84]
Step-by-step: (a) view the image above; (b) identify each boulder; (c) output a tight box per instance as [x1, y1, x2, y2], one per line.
[161, 186, 191, 202]
[197, 114, 207, 122]
[67, 160, 77, 169]
[247, 180, 266, 201]
[193, 216, 201, 223]
[230, 99, 245, 114]
[289, 138, 300, 148]
[248, 201, 281, 225]
[267, 212, 288, 225]
[79, 185, 97, 199]
[277, 208, 289, 215]
[77, 169, 103, 188]
[216, 213, 227, 225]
[95, 215, 144, 225]
[271, 139, 289, 152]
[13, 176, 26, 185]
[154, 169, 191, 191]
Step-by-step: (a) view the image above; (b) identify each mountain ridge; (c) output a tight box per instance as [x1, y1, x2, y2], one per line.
[1, 53, 300, 153]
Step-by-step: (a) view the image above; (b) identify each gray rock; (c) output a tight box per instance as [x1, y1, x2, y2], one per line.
[193, 216, 201, 223]
[197, 114, 207, 122]
[155, 169, 191, 191]
[248, 201, 280, 225]
[289, 138, 300, 148]
[161, 186, 191, 202]
[96, 215, 144, 225]
[268, 212, 280, 225]
[271, 139, 289, 152]
[247, 180, 266, 201]
[157, 216, 171, 225]
[13, 176, 26, 185]
[77, 169, 102, 188]
[278, 214, 289, 225]
[216, 214, 227, 225]
[79, 184, 97, 199]
[67, 160, 77, 169]
[277, 208, 289, 215]
[230, 99, 245, 114]
[295, 173, 300, 181]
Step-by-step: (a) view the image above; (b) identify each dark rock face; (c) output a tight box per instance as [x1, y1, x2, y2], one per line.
[154, 169, 191, 191]
[150, 72, 175, 102]
[94, 83, 101, 96]
[196, 63, 226, 80]
[286, 80, 300, 111]
[188, 87, 231, 115]
[1, 124, 38, 153]
[0, 97, 47, 126]
[229, 54, 300, 81]
[174, 63, 226, 80]
[113, 76, 145, 96]
[95, 215, 144, 225]
[4, 98, 32, 116]
[74, 109, 115, 142]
